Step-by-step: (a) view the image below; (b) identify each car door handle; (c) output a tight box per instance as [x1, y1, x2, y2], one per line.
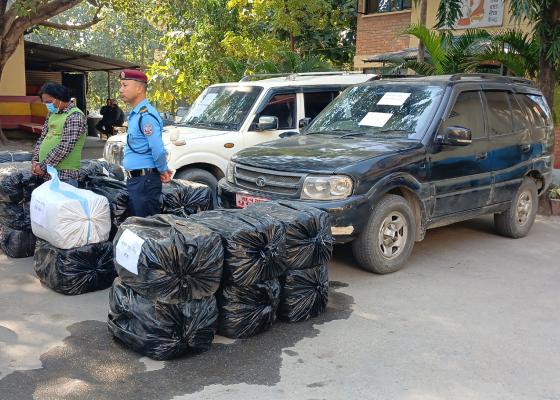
[475, 152, 488, 160]
[521, 144, 532, 153]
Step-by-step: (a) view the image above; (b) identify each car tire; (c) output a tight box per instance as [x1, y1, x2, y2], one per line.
[352, 194, 416, 274]
[174, 168, 219, 208]
[494, 177, 538, 238]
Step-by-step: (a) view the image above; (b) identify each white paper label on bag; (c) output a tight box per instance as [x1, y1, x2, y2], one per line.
[359, 112, 393, 127]
[377, 92, 411, 106]
[31, 199, 47, 227]
[115, 229, 145, 275]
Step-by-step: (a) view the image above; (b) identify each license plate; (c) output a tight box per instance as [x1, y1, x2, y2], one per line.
[235, 193, 270, 208]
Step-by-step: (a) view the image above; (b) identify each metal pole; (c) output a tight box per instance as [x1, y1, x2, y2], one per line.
[107, 71, 111, 99]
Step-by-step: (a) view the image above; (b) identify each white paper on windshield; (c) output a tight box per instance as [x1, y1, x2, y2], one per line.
[359, 112, 393, 127]
[377, 92, 411, 106]
[115, 229, 145, 275]
[190, 93, 218, 117]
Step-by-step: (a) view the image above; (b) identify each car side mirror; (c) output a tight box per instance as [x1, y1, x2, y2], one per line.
[257, 115, 279, 131]
[299, 117, 312, 130]
[437, 126, 472, 146]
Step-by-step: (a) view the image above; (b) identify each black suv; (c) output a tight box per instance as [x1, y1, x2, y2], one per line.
[218, 74, 554, 274]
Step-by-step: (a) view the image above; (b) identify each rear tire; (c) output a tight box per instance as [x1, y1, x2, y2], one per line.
[174, 168, 219, 208]
[494, 178, 538, 238]
[352, 194, 416, 274]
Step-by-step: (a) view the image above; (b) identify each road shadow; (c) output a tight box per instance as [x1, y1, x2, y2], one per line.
[0, 285, 354, 400]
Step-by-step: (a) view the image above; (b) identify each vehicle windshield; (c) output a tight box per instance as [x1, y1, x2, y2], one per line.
[306, 83, 444, 139]
[179, 86, 263, 131]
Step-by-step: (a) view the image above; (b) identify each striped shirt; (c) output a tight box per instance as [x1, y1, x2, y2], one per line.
[33, 100, 87, 181]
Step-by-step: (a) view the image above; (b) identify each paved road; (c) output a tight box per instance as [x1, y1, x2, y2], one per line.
[1, 216, 559, 400]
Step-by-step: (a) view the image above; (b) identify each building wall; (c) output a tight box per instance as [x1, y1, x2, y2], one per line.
[0, 39, 26, 96]
[408, 0, 532, 49]
[354, 4, 412, 70]
[355, 0, 533, 71]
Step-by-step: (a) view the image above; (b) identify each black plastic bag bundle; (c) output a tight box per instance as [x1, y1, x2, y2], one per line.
[242, 201, 334, 270]
[0, 162, 45, 203]
[108, 278, 218, 360]
[189, 210, 287, 286]
[78, 159, 125, 184]
[217, 279, 280, 338]
[0, 151, 32, 163]
[0, 224, 36, 258]
[114, 214, 223, 303]
[161, 179, 212, 217]
[34, 239, 116, 295]
[278, 265, 329, 322]
[0, 202, 30, 230]
[84, 176, 129, 237]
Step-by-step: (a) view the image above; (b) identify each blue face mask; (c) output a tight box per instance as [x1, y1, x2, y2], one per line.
[46, 102, 59, 114]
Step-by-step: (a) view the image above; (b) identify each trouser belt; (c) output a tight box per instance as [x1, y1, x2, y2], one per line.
[125, 168, 158, 178]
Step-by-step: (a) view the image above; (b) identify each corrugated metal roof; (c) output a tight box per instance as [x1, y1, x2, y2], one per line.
[363, 48, 419, 63]
[24, 41, 143, 72]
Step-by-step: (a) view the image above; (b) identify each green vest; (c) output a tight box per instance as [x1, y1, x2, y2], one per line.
[38, 107, 86, 171]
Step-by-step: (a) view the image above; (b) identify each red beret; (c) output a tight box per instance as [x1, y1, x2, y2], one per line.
[120, 69, 148, 83]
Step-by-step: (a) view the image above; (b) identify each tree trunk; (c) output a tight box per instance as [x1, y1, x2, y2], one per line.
[0, 33, 23, 83]
[538, 1, 559, 169]
[537, 2, 557, 115]
[290, 33, 295, 52]
[0, 0, 84, 80]
[538, 59, 555, 111]
[417, 0, 428, 64]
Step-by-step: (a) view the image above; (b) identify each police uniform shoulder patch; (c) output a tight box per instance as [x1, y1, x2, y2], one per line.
[143, 123, 154, 136]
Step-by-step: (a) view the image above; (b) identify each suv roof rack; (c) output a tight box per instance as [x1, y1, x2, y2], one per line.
[449, 73, 536, 86]
[375, 74, 423, 79]
[239, 71, 370, 82]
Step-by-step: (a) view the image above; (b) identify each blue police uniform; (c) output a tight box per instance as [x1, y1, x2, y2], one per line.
[123, 98, 169, 217]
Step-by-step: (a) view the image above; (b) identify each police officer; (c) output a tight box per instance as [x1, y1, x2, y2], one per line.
[119, 69, 172, 217]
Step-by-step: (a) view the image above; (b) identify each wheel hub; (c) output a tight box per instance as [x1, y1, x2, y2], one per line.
[516, 191, 532, 226]
[378, 212, 408, 260]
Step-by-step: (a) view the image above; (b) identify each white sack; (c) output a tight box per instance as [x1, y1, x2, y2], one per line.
[30, 167, 111, 249]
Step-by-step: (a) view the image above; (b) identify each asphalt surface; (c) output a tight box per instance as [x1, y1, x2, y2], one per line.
[1, 215, 559, 400]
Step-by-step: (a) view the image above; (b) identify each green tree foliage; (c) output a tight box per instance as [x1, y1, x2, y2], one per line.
[27, 1, 161, 110]
[435, 0, 560, 111]
[464, 29, 539, 79]
[23, 0, 358, 111]
[388, 24, 492, 75]
[149, 0, 351, 106]
[0, 0, 108, 82]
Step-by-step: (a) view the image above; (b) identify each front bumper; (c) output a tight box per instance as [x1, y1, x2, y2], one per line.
[218, 179, 372, 243]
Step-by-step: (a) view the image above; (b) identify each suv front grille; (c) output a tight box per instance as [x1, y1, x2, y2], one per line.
[234, 164, 304, 196]
[104, 142, 124, 167]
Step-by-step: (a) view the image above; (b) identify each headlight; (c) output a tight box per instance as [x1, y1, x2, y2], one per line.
[103, 142, 124, 166]
[301, 175, 353, 200]
[226, 161, 236, 183]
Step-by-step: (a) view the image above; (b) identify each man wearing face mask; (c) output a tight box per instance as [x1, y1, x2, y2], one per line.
[119, 69, 172, 217]
[32, 82, 87, 187]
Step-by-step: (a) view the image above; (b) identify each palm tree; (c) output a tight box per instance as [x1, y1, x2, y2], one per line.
[388, 24, 492, 75]
[435, 0, 559, 113]
[463, 29, 539, 79]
